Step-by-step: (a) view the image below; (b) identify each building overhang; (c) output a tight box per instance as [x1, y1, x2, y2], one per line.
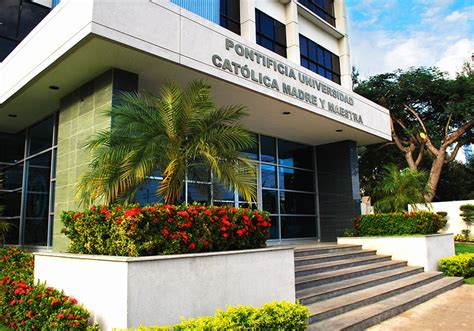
[0, 0, 391, 146]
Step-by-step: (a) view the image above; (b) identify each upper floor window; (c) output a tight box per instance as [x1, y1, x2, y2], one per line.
[255, 9, 287, 58]
[298, 0, 335, 27]
[300, 34, 341, 84]
[220, 0, 240, 35]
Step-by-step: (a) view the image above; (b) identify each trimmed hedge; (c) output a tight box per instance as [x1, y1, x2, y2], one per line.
[120, 301, 309, 330]
[62, 203, 271, 257]
[347, 211, 447, 237]
[439, 253, 474, 277]
[0, 247, 98, 330]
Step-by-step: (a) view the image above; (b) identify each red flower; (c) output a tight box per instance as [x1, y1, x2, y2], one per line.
[163, 228, 169, 236]
[57, 313, 65, 319]
[223, 233, 228, 238]
[125, 207, 141, 219]
[70, 298, 78, 304]
[189, 243, 196, 250]
[204, 240, 209, 247]
[27, 310, 33, 318]
[9, 299, 17, 305]
[236, 230, 243, 236]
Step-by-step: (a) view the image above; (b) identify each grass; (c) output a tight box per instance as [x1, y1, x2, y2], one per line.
[455, 242, 474, 254]
[455, 242, 474, 284]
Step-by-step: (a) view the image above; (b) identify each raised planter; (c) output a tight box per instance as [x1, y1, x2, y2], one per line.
[338, 233, 454, 271]
[34, 247, 295, 330]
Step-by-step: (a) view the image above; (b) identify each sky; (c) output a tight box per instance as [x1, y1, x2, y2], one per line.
[346, 0, 474, 78]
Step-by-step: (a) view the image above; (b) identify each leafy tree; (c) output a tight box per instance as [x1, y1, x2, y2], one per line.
[374, 164, 431, 213]
[77, 81, 256, 205]
[435, 159, 474, 201]
[355, 67, 474, 201]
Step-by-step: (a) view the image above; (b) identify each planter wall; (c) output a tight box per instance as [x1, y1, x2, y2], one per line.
[338, 233, 454, 271]
[34, 247, 295, 330]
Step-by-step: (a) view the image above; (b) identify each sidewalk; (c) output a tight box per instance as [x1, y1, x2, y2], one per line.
[368, 284, 474, 331]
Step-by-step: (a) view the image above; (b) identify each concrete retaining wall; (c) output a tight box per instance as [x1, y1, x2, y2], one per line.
[34, 247, 295, 330]
[338, 233, 455, 271]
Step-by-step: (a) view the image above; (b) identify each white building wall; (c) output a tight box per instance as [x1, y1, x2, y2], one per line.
[298, 14, 339, 55]
[254, 0, 287, 24]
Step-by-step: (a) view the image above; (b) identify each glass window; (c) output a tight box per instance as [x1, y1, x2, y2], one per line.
[268, 216, 279, 240]
[278, 139, 313, 169]
[261, 164, 277, 188]
[279, 167, 314, 192]
[262, 189, 278, 214]
[213, 182, 235, 201]
[28, 116, 54, 155]
[187, 183, 210, 204]
[241, 133, 259, 160]
[298, 0, 335, 27]
[0, 37, 17, 61]
[0, 0, 20, 39]
[2, 163, 24, 190]
[255, 9, 287, 58]
[136, 179, 163, 205]
[18, 1, 50, 40]
[220, 0, 240, 35]
[300, 34, 341, 84]
[281, 216, 317, 238]
[260, 135, 276, 163]
[4, 218, 20, 245]
[280, 191, 315, 215]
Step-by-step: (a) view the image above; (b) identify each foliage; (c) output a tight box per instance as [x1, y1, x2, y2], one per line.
[454, 234, 468, 242]
[0, 247, 98, 330]
[77, 80, 257, 206]
[347, 211, 447, 237]
[373, 164, 431, 213]
[435, 160, 474, 201]
[439, 253, 474, 277]
[355, 67, 474, 201]
[121, 301, 308, 331]
[460, 204, 474, 227]
[61, 203, 271, 256]
[436, 211, 448, 218]
[455, 243, 474, 254]
[0, 179, 12, 247]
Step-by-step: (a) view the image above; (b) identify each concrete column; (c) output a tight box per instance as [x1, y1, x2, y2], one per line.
[284, 0, 300, 63]
[240, 0, 256, 43]
[334, 0, 352, 90]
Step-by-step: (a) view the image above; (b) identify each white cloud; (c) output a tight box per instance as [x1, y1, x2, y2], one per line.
[348, 2, 474, 78]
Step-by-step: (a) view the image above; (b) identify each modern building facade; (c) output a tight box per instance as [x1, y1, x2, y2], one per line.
[0, 0, 391, 251]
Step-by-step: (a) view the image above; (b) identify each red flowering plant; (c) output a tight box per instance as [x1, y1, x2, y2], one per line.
[346, 211, 447, 237]
[0, 247, 98, 330]
[61, 203, 272, 256]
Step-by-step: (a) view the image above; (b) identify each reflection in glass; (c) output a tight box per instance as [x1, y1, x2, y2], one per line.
[213, 182, 235, 201]
[261, 164, 277, 188]
[280, 191, 315, 215]
[136, 179, 163, 205]
[187, 183, 210, 204]
[279, 167, 314, 192]
[269, 216, 279, 240]
[278, 139, 313, 169]
[262, 190, 278, 214]
[281, 216, 317, 238]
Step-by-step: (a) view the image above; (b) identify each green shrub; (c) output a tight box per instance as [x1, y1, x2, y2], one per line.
[439, 253, 474, 277]
[347, 211, 447, 237]
[454, 234, 466, 242]
[0, 247, 98, 330]
[61, 203, 271, 257]
[122, 301, 308, 330]
[436, 211, 448, 218]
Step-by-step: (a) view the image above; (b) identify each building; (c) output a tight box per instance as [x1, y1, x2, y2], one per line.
[0, 0, 391, 251]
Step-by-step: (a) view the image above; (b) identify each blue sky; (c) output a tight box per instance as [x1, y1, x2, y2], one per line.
[346, 0, 473, 78]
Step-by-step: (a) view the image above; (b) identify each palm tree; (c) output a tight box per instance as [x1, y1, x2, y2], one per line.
[77, 81, 257, 205]
[374, 164, 431, 213]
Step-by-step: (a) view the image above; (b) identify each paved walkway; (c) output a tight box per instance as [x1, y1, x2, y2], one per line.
[368, 285, 474, 331]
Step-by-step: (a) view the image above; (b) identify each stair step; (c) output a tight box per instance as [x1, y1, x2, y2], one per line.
[296, 266, 424, 305]
[307, 272, 444, 323]
[296, 260, 407, 291]
[295, 255, 391, 277]
[295, 249, 377, 266]
[294, 244, 363, 258]
[309, 277, 463, 330]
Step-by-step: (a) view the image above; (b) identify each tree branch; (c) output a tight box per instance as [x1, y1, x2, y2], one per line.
[390, 116, 410, 152]
[444, 113, 453, 137]
[415, 143, 425, 167]
[404, 103, 428, 133]
[444, 136, 474, 163]
[443, 118, 474, 147]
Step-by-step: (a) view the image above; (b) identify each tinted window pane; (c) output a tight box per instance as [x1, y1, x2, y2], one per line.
[269, 216, 279, 239]
[187, 183, 210, 204]
[278, 139, 313, 169]
[213, 182, 234, 200]
[261, 164, 277, 188]
[279, 167, 314, 192]
[256, 9, 286, 57]
[136, 179, 163, 205]
[262, 189, 278, 214]
[28, 116, 54, 155]
[260, 135, 276, 163]
[281, 216, 317, 238]
[0, 0, 20, 39]
[2, 163, 24, 190]
[4, 217, 20, 245]
[280, 191, 315, 214]
[241, 133, 259, 160]
[0, 37, 17, 61]
[18, 2, 50, 40]
[0, 192, 21, 217]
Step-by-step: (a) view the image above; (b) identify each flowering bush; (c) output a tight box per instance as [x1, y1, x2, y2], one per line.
[0, 247, 98, 330]
[61, 203, 271, 256]
[346, 211, 447, 237]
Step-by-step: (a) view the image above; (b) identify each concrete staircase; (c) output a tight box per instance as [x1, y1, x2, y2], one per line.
[294, 244, 463, 330]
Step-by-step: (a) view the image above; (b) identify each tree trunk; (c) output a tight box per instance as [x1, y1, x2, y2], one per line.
[426, 148, 446, 201]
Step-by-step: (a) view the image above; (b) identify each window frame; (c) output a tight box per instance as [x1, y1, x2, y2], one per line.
[255, 9, 287, 58]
